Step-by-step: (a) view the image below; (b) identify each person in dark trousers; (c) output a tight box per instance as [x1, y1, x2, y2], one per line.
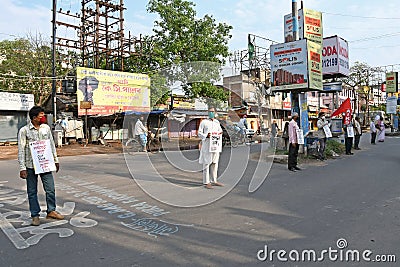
[282, 116, 291, 151]
[370, 116, 377, 145]
[270, 120, 279, 148]
[343, 116, 354, 155]
[353, 116, 362, 150]
[18, 106, 64, 226]
[316, 112, 328, 160]
[288, 113, 301, 172]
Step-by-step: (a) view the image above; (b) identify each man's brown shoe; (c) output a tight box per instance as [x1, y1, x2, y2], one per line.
[46, 211, 64, 220]
[204, 183, 213, 189]
[212, 182, 224, 187]
[31, 216, 40, 226]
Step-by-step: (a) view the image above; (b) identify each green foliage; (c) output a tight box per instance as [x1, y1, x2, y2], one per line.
[0, 34, 79, 105]
[145, 0, 232, 105]
[325, 139, 345, 156]
[147, 0, 232, 64]
[188, 82, 227, 99]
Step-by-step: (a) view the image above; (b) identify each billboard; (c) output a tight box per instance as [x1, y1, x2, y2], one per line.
[386, 72, 398, 93]
[284, 8, 323, 45]
[77, 67, 150, 116]
[323, 81, 343, 92]
[299, 8, 323, 45]
[386, 96, 397, 114]
[271, 39, 322, 91]
[308, 40, 323, 90]
[0, 92, 34, 111]
[322, 36, 350, 77]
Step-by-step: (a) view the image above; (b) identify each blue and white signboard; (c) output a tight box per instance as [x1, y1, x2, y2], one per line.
[386, 96, 397, 114]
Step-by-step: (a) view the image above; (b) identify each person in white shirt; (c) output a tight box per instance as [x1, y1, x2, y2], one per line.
[134, 115, 148, 152]
[317, 112, 329, 160]
[288, 112, 301, 172]
[353, 116, 362, 150]
[370, 116, 377, 145]
[198, 107, 223, 189]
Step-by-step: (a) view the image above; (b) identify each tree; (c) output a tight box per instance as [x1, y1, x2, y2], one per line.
[146, 0, 232, 104]
[0, 33, 78, 105]
[341, 61, 382, 124]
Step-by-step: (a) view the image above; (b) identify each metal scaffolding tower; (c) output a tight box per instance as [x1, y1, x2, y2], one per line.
[54, 0, 143, 71]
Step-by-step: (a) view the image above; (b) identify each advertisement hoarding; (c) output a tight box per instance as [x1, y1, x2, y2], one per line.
[322, 36, 350, 77]
[0, 92, 34, 111]
[386, 96, 397, 114]
[284, 13, 302, 43]
[271, 39, 308, 91]
[307, 40, 323, 90]
[299, 8, 323, 45]
[386, 72, 398, 93]
[299, 93, 309, 136]
[271, 39, 322, 91]
[77, 67, 150, 116]
[323, 81, 343, 92]
[284, 8, 323, 44]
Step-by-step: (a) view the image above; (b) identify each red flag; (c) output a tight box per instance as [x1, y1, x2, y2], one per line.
[331, 98, 352, 117]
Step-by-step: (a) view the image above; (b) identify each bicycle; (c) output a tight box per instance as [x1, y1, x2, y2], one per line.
[124, 136, 144, 154]
[146, 130, 161, 154]
[125, 131, 161, 155]
[222, 125, 250, 148]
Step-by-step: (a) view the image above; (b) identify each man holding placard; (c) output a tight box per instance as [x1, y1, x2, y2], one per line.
[18, 106, 64, 226]
[288, 112, 301, 172]
[317, 112, 331, 161]
[198, 107, 223, 189]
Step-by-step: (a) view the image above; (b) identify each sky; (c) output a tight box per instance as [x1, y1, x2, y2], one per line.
[1, 0, 400, 71]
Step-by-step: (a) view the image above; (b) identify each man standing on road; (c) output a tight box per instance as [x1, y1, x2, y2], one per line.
[270, 120, 279, 148]
[288, 112, 301, 172]
[370, 116, 377, 145]
[18, 106, 64, 226]
[343, 115, 354, 155]
[198, 107, 223, 189]
[134, 115, 148, 152]
[317, 112, 329, 160]
[353, 116, 362, 150]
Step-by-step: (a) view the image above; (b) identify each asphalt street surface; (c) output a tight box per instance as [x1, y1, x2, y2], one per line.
[1, 135, 399, 267]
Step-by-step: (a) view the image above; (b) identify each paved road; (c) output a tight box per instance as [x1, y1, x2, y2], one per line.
[0, 135, 399, 266]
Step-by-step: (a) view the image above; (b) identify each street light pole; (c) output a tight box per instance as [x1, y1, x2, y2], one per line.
[51, 0, 57, 123]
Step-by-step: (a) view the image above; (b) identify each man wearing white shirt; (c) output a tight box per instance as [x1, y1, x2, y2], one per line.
[134, 115, 148, 152]
[198, 107, 223, 189]
[288, 112, 301, 172]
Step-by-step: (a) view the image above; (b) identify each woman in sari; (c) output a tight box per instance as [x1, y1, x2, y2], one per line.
[377, 115, 385, 142]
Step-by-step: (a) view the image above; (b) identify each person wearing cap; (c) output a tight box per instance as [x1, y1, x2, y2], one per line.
[288, 112, 301, 172]
[317, 112, 329, 160]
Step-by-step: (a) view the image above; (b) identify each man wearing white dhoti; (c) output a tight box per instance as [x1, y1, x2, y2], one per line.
[198, 107, 223, 189]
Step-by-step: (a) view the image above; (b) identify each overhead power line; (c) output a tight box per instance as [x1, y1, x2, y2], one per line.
[349, 31, 400, 43]
[322, 12, 400, 20]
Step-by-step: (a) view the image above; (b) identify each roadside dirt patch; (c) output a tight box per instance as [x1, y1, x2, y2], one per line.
[0, 142, 123, 161]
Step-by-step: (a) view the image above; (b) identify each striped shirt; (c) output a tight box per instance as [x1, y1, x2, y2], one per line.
[18, 122, 59, 171]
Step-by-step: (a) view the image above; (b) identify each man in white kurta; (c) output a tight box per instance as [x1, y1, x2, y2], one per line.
[198, 107, 223, 189]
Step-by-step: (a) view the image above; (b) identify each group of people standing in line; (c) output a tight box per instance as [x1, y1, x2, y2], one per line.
[282, 112, 387, 172]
